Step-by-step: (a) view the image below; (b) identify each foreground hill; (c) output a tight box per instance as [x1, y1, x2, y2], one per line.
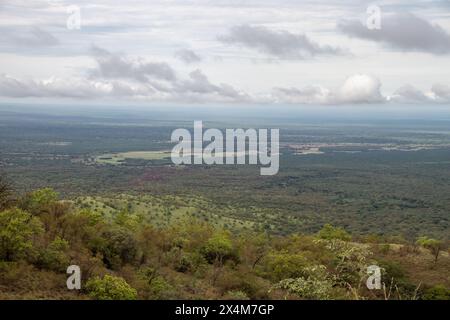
[0, 183, 448, 300]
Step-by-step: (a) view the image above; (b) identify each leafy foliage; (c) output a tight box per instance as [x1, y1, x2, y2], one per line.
[0, 174, 12, 210]
[317, 224, 352, 241]
[201, 231, 236, 264]
[273, 265, 334, 300]
[85, 275, 137, 300]
[0, 208, 43, 261]
[416, 236, 445, 264]
[422, 285, 450, 300]
[0, 184, 448, 300]
[37, 236, 70, 272]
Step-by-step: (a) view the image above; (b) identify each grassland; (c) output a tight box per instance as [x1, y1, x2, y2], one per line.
[95, 151, 171, 165]
[74, 193, 270, 231]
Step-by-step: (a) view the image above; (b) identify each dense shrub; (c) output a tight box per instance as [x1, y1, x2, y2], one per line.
[0, 208, 43, 261]
[422, 285, 450, 300]
[37, 237, 70, 272]
[85, 275, 137, 300]
[317, 224, 352, 241]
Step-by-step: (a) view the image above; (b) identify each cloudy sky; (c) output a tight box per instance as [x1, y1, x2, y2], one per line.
[0, 0, 449, 105]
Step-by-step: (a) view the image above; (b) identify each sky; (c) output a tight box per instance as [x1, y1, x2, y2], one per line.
[0, 0, 449, 106]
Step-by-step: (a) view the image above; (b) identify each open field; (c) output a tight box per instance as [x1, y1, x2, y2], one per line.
[95, 151, 172, 165]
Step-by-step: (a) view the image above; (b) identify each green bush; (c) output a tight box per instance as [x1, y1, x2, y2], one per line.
[224, 290, 250, 300]
[273, 265, 334, 300]
[0, 208, 43, 261]
[201, 231, 236, 264]
[263, 251, 308, 281]
[317, 224, 351, 241]
[38, 237, 70, 272]
[422, 285, 450, 300]
[96, 228, 138, 269]
[24, 188, 59, 213]
[85, 275, 137, 300]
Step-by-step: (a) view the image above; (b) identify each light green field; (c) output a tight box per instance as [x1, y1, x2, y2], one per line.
[95, 151, 171, 164]
[74, 193, 259, 231]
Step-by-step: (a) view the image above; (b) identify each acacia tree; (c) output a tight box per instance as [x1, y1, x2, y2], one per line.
[317, 224, 352, 241]
[202, 231, 236, 285]
[416, 236, 445, 265]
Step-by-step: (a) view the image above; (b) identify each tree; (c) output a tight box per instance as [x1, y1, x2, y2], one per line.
[37, 236, 70, 272]
[202, 231, 236, 264]
[85, 275, 137, 300]
[0, 208, 43, 261]
[263, 251, 308, 281]
[0, 173, 12, 210]
[317, 224, 352, 241]
[21, 188, 59, 214]
[238, 232, 270, 270]
[319, 239, 371, 287]
[29, 188, 59, 207]
[273, 265, 334, 300]
[201, 231, 237, 285]
[95, 228, 138, 269]
[416, 236, 444, 265]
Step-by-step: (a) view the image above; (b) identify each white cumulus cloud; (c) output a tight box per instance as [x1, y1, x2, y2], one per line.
[272, 74, 385, 104]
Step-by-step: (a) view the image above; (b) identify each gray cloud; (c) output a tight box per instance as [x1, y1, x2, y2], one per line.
[2, 70, 449, 105]
[218, 24, 343, 59]
[338, 13, 450, 54]
[175, 49, 202, 64]
[0, 74, 122, 98]
[388, 84, 450, 103]
[0, 47, 249, 103]
[90, 46, 177, 82]
[1, 26, 59, 48]
[389, 84, 431, 103]
[174, 69, 249, 101]
[272, 86, 331, 104]
[431, 84, 450, 102]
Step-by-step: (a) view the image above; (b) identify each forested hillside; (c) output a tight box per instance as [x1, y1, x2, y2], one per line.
[0, 174, 449, 300]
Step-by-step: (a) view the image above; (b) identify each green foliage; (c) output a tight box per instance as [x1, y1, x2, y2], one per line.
[27, 188, 59, 212]
[38, 237, 70, 272]
[416, 236, 442, 249]
[0, 185, 448, 300]
[0, 174, 12, 210]
[263, 251, 308, 281]
[95, 228, 138, 269]
[422, 285, 450, 300]
[317, 224, 351, 241]
[144, 276, 174, 300]
[85, 275, 137, 300]
[416, 236, 444, 264]
[201, 231, 236, 264]
[273, 265, 334, 300]
[320, 239, 371, 286]
[0, 208, 43, 261]
[224, 290, 250, 300]
[114, 208, 142, 230]
[78, 209, 103, 226]
[174, 254, 194, 273]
